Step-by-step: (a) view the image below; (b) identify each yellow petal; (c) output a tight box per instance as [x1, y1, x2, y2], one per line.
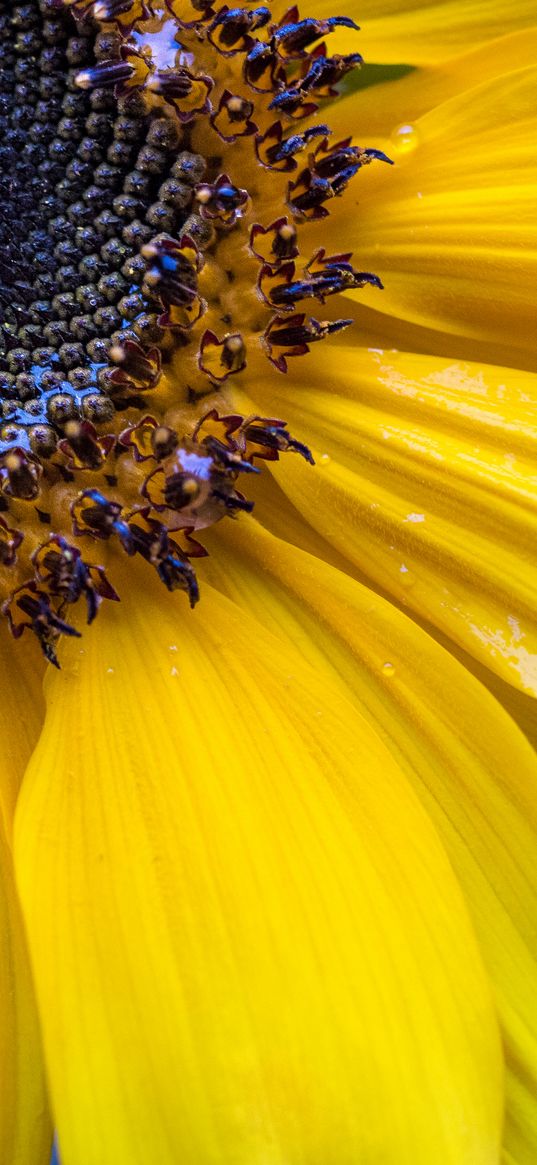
[15, 559, 502, 1165]
[236, 346, 537, 694]
[332, 65, 537, 367]
[0, 623, 45, 832]
[0, 633, 50, 1164]
[0, 813, 51, 1165]
[480, 667, 537, 756]
[323, 296, 537, 380]
[205, 514, 537, 1163]
[328, 28, 537, 139]
[309, 0, 537, 65]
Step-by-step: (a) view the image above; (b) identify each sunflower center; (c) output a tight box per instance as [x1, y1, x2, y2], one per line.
[0, 0, 388, 664]
[0, 0, 208, 457]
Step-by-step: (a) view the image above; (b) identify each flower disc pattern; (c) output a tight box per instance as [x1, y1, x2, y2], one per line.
[0, 0, 390, 663]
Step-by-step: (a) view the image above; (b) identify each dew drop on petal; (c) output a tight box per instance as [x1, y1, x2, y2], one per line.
[390, 123, 420, 154]
[382, 661, 396, 677]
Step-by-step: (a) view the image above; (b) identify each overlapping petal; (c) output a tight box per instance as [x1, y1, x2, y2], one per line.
[0, 625, 50, 1165]
[329, 28, 537, 138]
[236, 345, 537, 693]
[327, 64, 537, 371]
[205, 513, 537, 1162]
[0, 625, 45, 832]
[15, 560, 502, 1165]
[311, 0, 537, 65]
[0, 814, 51, 1165]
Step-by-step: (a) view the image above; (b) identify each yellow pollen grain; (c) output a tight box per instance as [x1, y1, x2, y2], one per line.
[5, 454, 22, 472]
[74, 71, 92, 90]
[182, 478, 199, 497]
[64, 421, 81, 439]
[195, 187, 212, 205]
[109, 345, 126, 365]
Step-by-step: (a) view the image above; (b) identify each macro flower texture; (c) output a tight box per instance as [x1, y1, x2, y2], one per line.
[0, 0, 536, 1161]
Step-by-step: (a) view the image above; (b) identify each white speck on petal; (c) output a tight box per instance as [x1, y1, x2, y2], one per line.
[468, 621, 537, 693]
[507, 615, 523, 642]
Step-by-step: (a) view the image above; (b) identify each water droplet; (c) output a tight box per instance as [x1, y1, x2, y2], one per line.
[170, 666, 179, 677]
[382, 661, 395, 677]
[391, 123, 420, 154]
[319, 453, 331, 466]
[106, 667, 115, 676]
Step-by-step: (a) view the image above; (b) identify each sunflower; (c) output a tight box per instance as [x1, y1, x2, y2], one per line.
[0, 0, 536, 1163]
